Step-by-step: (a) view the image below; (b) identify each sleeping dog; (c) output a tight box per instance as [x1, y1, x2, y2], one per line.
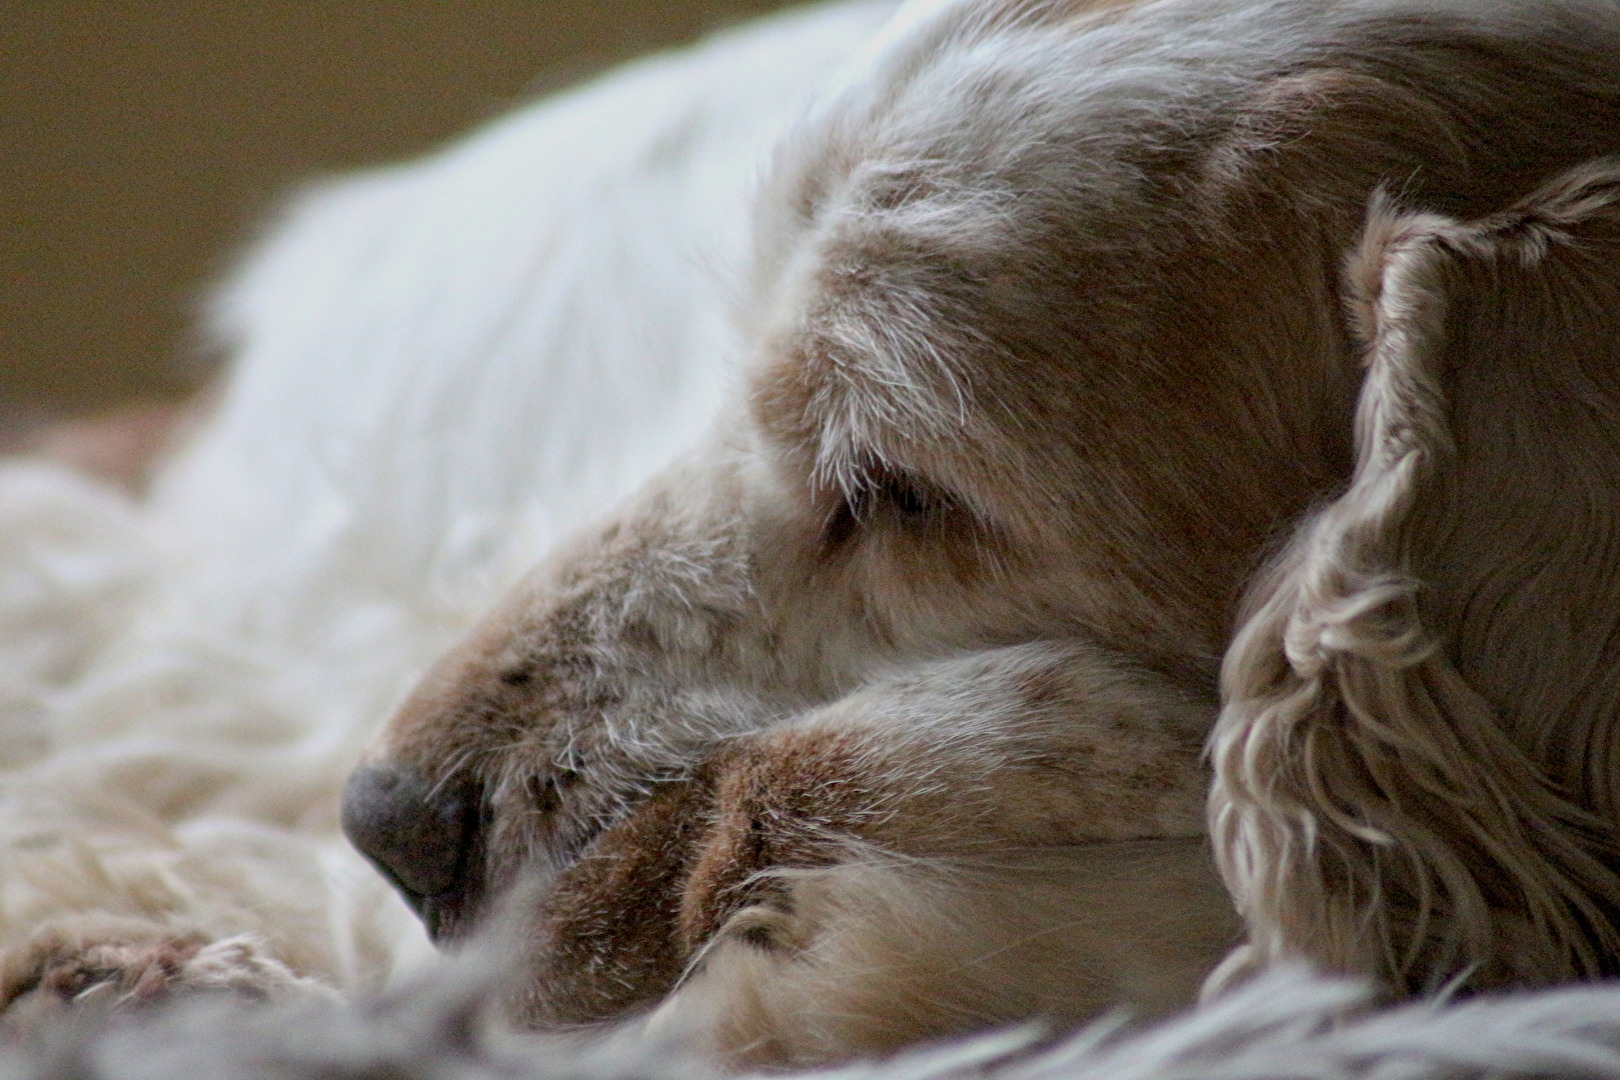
[342, 0, 1620, 1066]
[3, 0, 1618, 1068]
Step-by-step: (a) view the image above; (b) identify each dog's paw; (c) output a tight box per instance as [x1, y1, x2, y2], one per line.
[0, 916, 321, 1036]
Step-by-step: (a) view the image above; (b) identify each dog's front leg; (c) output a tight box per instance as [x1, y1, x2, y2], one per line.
[640, 641, 1236, 1067]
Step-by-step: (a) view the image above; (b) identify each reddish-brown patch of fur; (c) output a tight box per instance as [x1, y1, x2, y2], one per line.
[519, 780, 713, 1026]
[679, 733, 883, 950]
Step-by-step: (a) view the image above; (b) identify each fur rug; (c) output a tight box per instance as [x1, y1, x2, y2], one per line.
[7, 0, 1620, 1075]
[10, 963, 1620, 1079]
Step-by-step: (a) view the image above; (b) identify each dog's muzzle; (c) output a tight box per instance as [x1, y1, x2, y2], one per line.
[340, 761, 483, 943]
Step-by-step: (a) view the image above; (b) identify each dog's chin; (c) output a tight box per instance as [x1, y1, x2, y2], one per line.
[410, 845, 543, 951]
[416, 889, 484, 947]
[368, 783, 614, 951]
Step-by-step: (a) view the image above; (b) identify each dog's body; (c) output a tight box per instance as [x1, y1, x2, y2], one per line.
[6, 0, 1620, 1071]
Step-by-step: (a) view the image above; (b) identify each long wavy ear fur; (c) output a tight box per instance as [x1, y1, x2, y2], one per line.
[1212, 159, 1620, 993]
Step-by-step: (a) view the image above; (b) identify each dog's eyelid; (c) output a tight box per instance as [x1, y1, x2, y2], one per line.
[878, 472, 939, 516]
[498, 666, 534, 687]
[526, 774, 562, 814]
[867, 465, 960, 519]
[820, 464, 972, 543]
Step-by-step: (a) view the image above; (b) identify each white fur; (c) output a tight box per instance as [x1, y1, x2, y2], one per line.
[11, 963, 1620, 1079]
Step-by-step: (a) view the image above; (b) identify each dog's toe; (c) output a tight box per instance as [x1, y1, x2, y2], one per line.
[0, 916, 324, 1038]
[32, 934, 205, 1004]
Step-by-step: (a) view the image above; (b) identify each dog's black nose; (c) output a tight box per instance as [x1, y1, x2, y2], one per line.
[341, 761, 480, 931]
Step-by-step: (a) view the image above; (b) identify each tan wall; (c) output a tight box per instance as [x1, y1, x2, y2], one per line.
[1, 0, 797, 415]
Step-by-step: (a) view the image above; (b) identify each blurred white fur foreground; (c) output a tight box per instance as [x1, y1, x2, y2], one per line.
[10, 963, 1620, 1080]
[9, 0, 1620, 1075]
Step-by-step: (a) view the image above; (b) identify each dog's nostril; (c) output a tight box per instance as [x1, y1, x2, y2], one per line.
[341, 762, 478, 901]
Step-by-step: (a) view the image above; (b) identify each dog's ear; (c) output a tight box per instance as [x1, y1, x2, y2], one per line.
[1211, 160, 1620, 993]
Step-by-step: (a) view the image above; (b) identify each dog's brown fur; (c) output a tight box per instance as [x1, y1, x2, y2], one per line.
[339, 0, 1620, 1064]
[1213, 166, 1620, 992]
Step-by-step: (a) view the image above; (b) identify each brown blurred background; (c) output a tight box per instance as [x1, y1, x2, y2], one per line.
[2, 0, 800, 419]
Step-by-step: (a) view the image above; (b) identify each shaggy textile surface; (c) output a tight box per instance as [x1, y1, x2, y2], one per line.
[8, 965, 1620, 1080]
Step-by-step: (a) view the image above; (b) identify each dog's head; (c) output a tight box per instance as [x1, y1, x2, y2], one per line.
[343, 0, 1620, 1060]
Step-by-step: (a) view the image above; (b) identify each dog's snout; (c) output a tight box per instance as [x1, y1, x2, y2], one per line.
[341, 761, 479, 921]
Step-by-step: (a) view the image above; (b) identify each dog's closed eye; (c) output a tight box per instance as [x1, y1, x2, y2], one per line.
[821, 466, 969, 550]
[527, 774, 562, 815]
